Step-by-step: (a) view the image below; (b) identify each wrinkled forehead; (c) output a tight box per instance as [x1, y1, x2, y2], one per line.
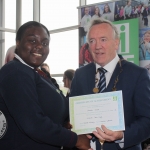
[90, 23, 115, 37]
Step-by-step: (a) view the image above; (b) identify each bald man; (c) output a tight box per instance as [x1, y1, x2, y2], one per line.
[4, 45, 16, 64]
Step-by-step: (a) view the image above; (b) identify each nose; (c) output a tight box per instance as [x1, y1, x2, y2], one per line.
[95, 40, 102, 50]
[36, 41, 43, 50]
[36, 45, 42, 49]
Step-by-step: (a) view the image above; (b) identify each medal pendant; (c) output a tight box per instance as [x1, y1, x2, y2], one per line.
[93, 88, 99, 93]
[112, 87, 117, 91]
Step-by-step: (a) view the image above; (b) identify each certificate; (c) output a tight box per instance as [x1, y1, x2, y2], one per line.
[69, 90, 125, 135]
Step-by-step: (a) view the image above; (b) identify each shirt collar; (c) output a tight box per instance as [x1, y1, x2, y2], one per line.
[95, 54, 119, 74]
[14, 54, 34, 69]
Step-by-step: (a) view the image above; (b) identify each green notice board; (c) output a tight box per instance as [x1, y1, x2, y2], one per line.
[113, 18, 139, 65]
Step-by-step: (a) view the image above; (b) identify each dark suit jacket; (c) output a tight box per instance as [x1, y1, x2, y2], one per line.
[70, 60, 150, 150]
[0, 59, 77, 150]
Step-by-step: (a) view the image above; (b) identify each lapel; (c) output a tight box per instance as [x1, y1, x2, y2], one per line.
[87, 63, 96, 94]
[105, 59, 126, 92]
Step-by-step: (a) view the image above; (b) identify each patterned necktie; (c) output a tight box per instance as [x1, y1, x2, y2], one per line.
[34, 68, 48, 79]
[98, 68, 107, 93]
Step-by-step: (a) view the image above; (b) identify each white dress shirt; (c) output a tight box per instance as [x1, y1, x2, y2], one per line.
[91, 54, 124, 150]
[95, 54, 119, 88]
[15, 54, 34, 69]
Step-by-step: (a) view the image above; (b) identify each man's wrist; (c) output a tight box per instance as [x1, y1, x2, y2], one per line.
[115, 132, 124, 143]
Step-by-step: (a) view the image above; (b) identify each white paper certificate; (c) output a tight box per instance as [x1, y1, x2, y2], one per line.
[69, 90, 125, 135]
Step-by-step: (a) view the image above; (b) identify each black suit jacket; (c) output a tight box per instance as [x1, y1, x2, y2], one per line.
[0, 60, 77, 150]
[70, 60, 150, 150]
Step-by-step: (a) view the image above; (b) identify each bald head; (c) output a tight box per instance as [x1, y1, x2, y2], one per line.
[4, 45, 16, 64]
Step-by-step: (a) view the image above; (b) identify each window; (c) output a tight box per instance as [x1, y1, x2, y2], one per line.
[40, 0, 79, 30]
[45, 29, 79, 74]
[5, 0, 16, 29]
[55, 76, 69, 96]
[22, 0, 33, 24]
[86, 0, 110, 5]
[5, 32, 16, 56]
[40, 0, 79, 86]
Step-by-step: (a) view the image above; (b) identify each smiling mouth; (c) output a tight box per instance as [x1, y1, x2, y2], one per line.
[33, 53, 42, 57]
[96, 52, 104, 55]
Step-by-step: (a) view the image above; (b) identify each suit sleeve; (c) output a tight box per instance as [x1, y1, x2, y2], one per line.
[124, 69, 150, 149]
[70, 69, 79, 97]
[0, 69, 77, 148]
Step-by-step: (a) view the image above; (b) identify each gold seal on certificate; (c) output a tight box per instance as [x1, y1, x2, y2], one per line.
[93, 88, 99, 93]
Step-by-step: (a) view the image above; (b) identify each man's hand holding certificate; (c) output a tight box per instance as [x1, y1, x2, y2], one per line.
[69, 91, 125, 135]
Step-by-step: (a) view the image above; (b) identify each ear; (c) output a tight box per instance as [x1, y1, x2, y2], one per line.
[15, 41, 20, 54]
[115, 38, 120, 51]
[16, 41, 20, 47]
